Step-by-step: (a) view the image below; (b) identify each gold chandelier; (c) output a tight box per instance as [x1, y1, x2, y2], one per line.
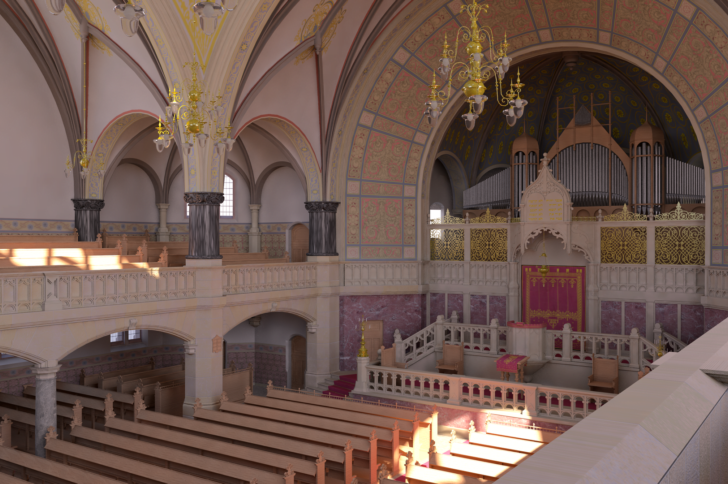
[425, 0, 527, 131]
[155, 62, 234, 157]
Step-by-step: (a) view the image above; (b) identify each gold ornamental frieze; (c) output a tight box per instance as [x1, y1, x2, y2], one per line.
[655, 226, 705, 265]
[600, 227, 647, 264]
[470, 229, 508, 262]
[431, 229, 465, 261]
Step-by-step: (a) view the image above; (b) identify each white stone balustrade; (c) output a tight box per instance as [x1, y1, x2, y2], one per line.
[222, 262, 317, 294]
[343, 262, 420, 286]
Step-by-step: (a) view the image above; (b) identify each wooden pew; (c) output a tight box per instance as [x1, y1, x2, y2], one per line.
[223, 365, 253, 402]
[0, 232, 79, 243]
[101, 230, 149, 253]
[449, 442, 528, 467]
[69, 425, 292, 484]
[194, 406, 374, 483]
[0, 241, 100, 249]
[23, 386, 106, 430]
[468, 427, 544, 454]
[222, 250, 290, 265]
[104, 415, 324, 484]
[81, 360, 153, 387]
[267, 387, 432, 460]
[429, 441, 510, 480]
[133, 408, 350, 482]
[155, 380, 185, 416]
[116, 363, 184, 392]
[0, 444, 122, 484]
[55, 382, 134, 420]
[405, 452, 492, 484]
[0, 407, 36, 452]
[222, 397, 400, 473]
[145, 243, 238, 267]
[119, 371, 185, 397]
[484, 421, 555, 443]
[0, 393, 77, 440]
[45, 429, 219, 484]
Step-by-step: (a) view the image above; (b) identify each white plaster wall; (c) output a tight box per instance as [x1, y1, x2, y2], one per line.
[259, 168, 309, 223]
[122, 129, 170, 182]
[102, 164, 157, 223]
[224, 321, 256, 343]
[239, 127, 290, 180]
[0, 16, 74, 220]
[430, 160, 454, 213]
[167, 169, 251, 224]
[521, 233, 588, 266]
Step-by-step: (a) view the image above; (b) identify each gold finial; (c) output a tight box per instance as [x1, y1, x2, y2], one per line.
[358, 321, 368, 357]
[657, 335, 664, 358]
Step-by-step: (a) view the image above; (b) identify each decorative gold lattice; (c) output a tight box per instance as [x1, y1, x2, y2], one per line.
[431, 229, 465, 261]
[431, 209, 466, 225]
[654, 202, 705, 221]
[470, 208, 507, 224]
[470, 229, 508, 262]
[600, 227, 647, 264]
[603, 204, 649, 222]
[655, 226, 705, 265]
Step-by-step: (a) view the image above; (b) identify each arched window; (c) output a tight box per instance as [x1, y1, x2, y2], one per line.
[187, 174, 234, 217]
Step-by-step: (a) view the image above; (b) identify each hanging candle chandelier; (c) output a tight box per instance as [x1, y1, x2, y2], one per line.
[424, 0, 527, 131]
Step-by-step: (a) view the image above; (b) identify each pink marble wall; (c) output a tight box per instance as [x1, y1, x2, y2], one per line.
[680, 305, 705, 344]
[226, 343, 255, 371]
[0, 345, 185, 396]
[339, 295, 427, 371]
[470, 295, 489, 325]
[430, 293, 446, 324]
[601, 301, 622, 334]
[254, 343, 286, 386]
[490, 296, 507, 325]
[656, 303, 678, 337]
[704, 308, 728, 335]
[625, 302, 646, 336]
[448, 294, 464, 322]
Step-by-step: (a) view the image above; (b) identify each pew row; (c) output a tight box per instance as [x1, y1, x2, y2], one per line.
[104, 415, 326, 484]
[0, 444, 122, 484]
[267, 386, 432, 460]
[55, 382, 134, 420]
[0, 393, 78, 442]
[116, 363, 184, 392]
[193, 406, 376, 483]
[405, 452, 492, 484]
[81, 360, 154, 387]
[449, 442, 528, 467]
[0, 231, 79, 243]
[429, 441, 510, 480]
[222, 249, 290, 265]
[468, 425, 545, 454]
[69, 425, 292, 484]
[132, 407, 350, 482]
[23, 386, 107, 429]
[223, 365, 253, 403]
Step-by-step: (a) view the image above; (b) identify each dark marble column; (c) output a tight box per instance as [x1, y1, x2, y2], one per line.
[184, 192, 223, 259]
[304, 201, 339, 256]
[72, 199, 104, 242]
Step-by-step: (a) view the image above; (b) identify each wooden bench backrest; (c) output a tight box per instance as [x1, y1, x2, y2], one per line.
[468, 429, 545, 453]
[592, 356, 619, 381]
[0, 241, 100, 249]
[85, 362, 153, 387]
[222, 366, 252, 403]
[429, 452, 508, 480]
[70, 426, 287, 484]
[194, 407, 370, 452]
[104, 416, 318, 476]
[450, 442, 527, 466]
[267, 388, 423, 422]
[23, 386, 104, 411]
[0, 393, 74, 419]
[244, 394, 414, 433]
[381, 346, 397, 367]
[220, 400, 393, 442]
[406, 462, 492, 484]
[135, 409, 344, 463]
[46, 435, 218, 484]
[442, 343, 464, 365]
[120, 371, 185, 395]
[56, 381, 134, 404]
[0, 406, 35, 426]
[0, 445, 121, 484]
[485, 422, 556, 444]
[154, 380, 185, 416]
[116, 364, 184, 386]
[0, 233, 78, 242]
[222, 252, 270, 261]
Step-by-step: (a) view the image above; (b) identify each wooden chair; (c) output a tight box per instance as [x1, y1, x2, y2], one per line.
[380, 345, 405, 369]
[588, 354, 619, 394]
[437, 343, 464, 374]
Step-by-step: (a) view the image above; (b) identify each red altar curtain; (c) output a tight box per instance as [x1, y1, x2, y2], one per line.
[522, 266, 585, 331]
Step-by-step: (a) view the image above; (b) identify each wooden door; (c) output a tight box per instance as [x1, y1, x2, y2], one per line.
[291, 224, 309, 262]
[362, 320, 383, 362]
[291, 335, 307, 390]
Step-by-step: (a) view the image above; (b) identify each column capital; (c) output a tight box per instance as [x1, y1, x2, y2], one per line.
[156, 203, 170, 209]
[184, 192, 224, 205]
[304, 201, 340, 213]
[32, 364, 62, 380]
[249, 204, 262, 211]
[72, 199, 105, 211]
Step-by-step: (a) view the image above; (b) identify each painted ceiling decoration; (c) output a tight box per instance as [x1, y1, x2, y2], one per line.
[63, 0, 110, 55]
[294, 0, 346, 64]
[172, 0, 230, 70]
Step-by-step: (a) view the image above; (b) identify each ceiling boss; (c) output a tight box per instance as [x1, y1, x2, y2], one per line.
[424, 0, 527, 131]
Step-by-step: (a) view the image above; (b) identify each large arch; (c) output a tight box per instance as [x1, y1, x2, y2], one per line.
[330, 0, 725, 265]
[235, 115, 323, 202]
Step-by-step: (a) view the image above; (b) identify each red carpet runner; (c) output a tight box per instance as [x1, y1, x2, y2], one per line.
[322, 374, 357, 397]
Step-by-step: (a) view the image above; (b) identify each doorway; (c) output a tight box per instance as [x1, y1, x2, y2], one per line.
[290, 335, 307, 389]
[291, 224, 309, 262]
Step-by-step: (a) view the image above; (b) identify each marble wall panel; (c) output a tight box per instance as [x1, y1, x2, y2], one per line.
[601, 301, 622, 334]
[448, 294, 464, 322]
[625, 302, 647, 336]
[430, 293, 446, 324]
[254, 351, 286, 387]
[704, 308, 728, 334]
[656, 303, 678, 337]
[339, 295, 427, 371]
[681, 305, 706, 344]
[470, 295, 489, 325]
[490, 296, 507, 325]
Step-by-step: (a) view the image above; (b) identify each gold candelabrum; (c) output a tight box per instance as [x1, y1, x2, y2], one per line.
[155, 62, 234, 156]
[358, 320, 368, 358]
[64, 138, 104, 182]
[657, 335, 664, 358]
[425, 0, 527, 131]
